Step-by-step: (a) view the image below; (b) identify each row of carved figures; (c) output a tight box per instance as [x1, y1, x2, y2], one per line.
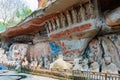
[46, 1, 95, 33]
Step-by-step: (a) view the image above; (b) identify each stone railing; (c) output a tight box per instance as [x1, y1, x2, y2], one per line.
[2, 63, 120, 80]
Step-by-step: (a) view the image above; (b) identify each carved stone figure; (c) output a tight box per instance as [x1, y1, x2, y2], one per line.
[66, 11, 72, 26]
[30, 60, 34, 69]
[50, 52, 72, 69]
[51, 19, 56, 31]
[89, 61, 99, 72]
[102, 55, 118, 74]
[88, 53, 99, 72]
[89, 39, 102, 63]
[101, 37, 120, 69]
[60, 13, 66, 28]
[73, 57, 83, 70]
[22, 57, 28, 67]
[78, 7, 82, 22]
[89, 0, 94, 18]
[81, 59, 89, 71]
[38, 58, 43, 68]
[80, 4, 86, 21]
[73, 57, 89, 71]
[34, 58, 38, 69]
[56, 17, 60, 29]
[71, 9, 77, 24]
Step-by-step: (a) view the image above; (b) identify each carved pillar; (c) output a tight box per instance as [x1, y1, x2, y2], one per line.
[60, 13, 66, 28]
[56, 17, 60, 29]
[80, 4, 86, 21]
[66, 11, 72, 26]
[71, 8, 77, 24]
[51, 19, 56, 31]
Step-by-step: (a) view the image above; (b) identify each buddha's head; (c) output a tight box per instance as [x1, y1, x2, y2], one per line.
[88, 52, 95, 63]
[104, 55, 112, 65]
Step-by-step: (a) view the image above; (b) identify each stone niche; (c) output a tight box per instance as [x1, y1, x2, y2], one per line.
[85, 33, 120, 70]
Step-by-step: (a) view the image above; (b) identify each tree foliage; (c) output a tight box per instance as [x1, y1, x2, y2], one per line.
[16, 6, 32, 20]
[0, 0, 24, 26]
[0, 0, 32, 28]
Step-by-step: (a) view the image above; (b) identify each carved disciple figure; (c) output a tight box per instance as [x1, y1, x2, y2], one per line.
[66, 11, 72, 26]
[60, 13, 66, 28]
[37, 57, 43, 68]
[73, 57, 89, 71]
[82, 59, 89, 71]
[80, 4, 86, 21]
[84, 1, 94, 19]
[56, 17, 60, 29]
[78, 6, 82, 22]
[102, 55, 118, 74]
[33, 58, 38, 69]
[51, 19, 56, 31]
[71, 8, 77, 23]
[73, 57, 83, 70]
[88, 53, 99, 72]
[101, 37, 120, 69]
[22, 57, 28, 67]
[89, 0, 94, 18]
[89, 39, 102, 63]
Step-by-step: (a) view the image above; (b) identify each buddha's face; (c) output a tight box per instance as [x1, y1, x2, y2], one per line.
[104, 57, 111, 65]
[89, 56, 94, 63]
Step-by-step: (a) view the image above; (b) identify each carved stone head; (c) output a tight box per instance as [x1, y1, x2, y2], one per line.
[104, 55, 112, 65]
[88, 52, 95, 63]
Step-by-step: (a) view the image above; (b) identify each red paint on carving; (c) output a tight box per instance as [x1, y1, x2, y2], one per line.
[50, 23, 91, 39]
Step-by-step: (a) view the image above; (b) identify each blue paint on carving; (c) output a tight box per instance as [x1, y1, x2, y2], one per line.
[49, 42, 63, 55]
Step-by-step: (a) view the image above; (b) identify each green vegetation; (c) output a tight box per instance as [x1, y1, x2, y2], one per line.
[16, 6, 32, 20]
[0, 6, 32, 28]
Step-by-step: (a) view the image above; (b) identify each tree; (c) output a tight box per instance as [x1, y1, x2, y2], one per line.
[16, 6, 32, 20]
[0, 0, 24, 27]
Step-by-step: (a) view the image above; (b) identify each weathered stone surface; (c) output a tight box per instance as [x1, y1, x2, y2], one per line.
[33, 42, 50, 58]
[49, 22, 95, 40]
[102, 56, 118, 74]
[10, 44, 29, 60]
[105, 7, 120, 26]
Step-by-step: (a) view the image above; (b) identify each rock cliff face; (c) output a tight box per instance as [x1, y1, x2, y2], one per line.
[8, 33, 120, 70]
[1, 0, 120, 72]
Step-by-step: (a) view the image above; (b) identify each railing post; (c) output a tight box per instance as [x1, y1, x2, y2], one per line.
[72, 70, 74, 80]
[105, 73, 107, 80]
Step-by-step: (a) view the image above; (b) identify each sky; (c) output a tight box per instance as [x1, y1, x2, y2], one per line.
[23, 0, 38, 11]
